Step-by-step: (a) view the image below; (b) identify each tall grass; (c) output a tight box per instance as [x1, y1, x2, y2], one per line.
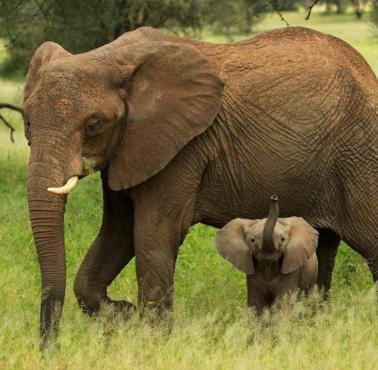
[0, 13, 377, 369]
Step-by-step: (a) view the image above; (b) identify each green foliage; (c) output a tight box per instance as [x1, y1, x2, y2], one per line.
[0, 0, 266, 75]
[206, 0, 268, 35]
[278, 0, 299, 10]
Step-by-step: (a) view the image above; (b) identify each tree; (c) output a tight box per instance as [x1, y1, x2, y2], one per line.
[0, 0, 267, 74]
[206, 0, 268, 35]
[321, 0, 369, 17]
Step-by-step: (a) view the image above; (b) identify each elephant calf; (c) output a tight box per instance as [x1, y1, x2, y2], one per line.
[215, 196, 319, 313]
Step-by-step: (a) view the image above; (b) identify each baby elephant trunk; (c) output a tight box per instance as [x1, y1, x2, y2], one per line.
[262, 195, 279, 253]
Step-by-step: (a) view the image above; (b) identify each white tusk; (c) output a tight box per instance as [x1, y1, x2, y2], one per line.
[47, 176, 79, 195]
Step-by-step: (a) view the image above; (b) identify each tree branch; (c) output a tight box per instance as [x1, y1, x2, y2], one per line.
[305, 0, 320, 20]
[272, 0, 289, 26]
[0, 114, 16, 143]
[0, 103, 24, 143]
[0, 103, 24, 114]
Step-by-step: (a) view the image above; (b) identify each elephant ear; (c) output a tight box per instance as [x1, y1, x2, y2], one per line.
[280, 217, 319, 275]
[107, 41, 224, 190]
[215, 219, 257, 275]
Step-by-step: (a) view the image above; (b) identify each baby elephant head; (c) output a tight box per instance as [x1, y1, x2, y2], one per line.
[215, 196, 318, 275]
[244, 218, 290, 261]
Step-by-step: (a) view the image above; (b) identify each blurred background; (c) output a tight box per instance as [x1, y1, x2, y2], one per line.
[1, 0, 378, 77]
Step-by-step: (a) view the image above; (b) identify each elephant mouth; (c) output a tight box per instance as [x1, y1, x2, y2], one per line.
[74, 156, 99, 178]
[47, 153, 103, 194]
[255, 251, 282, 261]
[80, 163, 94, 177]
[82, 152, 110, 173]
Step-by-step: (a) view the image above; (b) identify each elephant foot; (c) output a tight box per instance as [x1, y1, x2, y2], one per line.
[77, 293, 136, 320]
[97, 299, 136, 327]
[102, 299, 136, 321]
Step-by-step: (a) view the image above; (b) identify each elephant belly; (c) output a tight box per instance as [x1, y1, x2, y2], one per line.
[194, 125, 331, 228]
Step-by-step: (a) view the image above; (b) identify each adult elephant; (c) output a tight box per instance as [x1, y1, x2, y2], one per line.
[23, 26, 378, 348]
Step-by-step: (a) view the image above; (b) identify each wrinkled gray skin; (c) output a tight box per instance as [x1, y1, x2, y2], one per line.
[23, 26, 378, 349]
[216, 197, 319, 313]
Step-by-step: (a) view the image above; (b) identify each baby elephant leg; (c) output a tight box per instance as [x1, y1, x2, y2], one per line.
[246, 275, 270, 314]
[271, 272, 304, 309]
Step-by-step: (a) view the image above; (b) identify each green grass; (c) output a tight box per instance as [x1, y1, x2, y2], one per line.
[0, 12, 377, 369]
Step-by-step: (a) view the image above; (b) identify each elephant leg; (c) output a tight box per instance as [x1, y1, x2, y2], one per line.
[133, 210, 187, 315]
[340, 196, 378, 283]
[246, 275, 269, 314]
[345, 240, 378, 284]
[315, 229, 340, 295]
[74, 170, 135, 315]
[131, 179, 198, 315]
[345, 238, 378, 283]
[368, 259, 378, 283]
[129, 142, 206, 315]
[369, 259, 378, 283]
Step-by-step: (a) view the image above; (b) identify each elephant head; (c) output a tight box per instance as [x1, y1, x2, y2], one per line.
[215, 196, 319, 275]
[23, 29, 224, 348]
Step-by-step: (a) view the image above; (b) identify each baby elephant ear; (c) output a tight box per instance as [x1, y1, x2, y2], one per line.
[215, 218, 255, 275]
[281, 217, 319, 275]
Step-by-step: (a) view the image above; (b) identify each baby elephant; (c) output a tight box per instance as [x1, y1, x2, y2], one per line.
[216, 195, 319, 313]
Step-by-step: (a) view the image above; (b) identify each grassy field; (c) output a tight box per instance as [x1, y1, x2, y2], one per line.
[0, 12, 377, 369]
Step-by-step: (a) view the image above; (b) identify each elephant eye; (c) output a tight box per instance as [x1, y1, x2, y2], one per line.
[24, 118, 31, 145]
[281, 237, 285, 242]
[251, 237, 255, 243]
[84, 118, 101, 136]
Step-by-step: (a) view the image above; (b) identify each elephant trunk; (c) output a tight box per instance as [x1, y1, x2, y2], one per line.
[262, 195, 279, 253]
[27, 136, 70, 350]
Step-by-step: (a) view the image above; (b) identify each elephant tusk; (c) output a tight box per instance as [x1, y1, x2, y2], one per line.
[47, 176, 79, 195]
